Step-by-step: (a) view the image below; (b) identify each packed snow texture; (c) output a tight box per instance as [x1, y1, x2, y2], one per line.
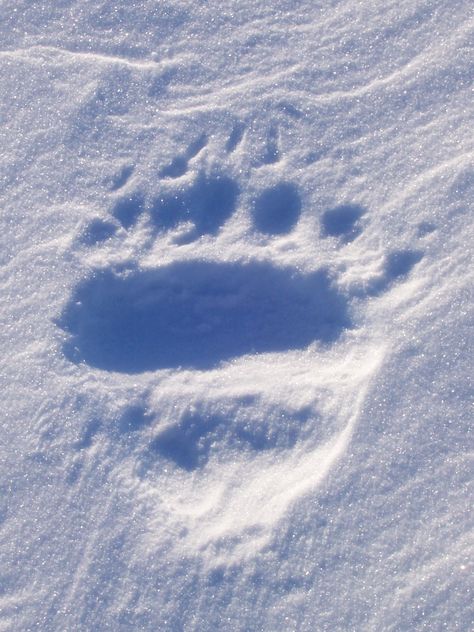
[0, 1, 473, 630]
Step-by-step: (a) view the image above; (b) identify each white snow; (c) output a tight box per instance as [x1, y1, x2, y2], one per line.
[1, 1, 472, 630]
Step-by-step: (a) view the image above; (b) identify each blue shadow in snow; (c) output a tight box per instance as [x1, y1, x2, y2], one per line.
[252, 182, 302, 235]
[151, 173, 239, 241]
[148, 404, 312, 471]
[112, 192, 144, 229]
[80, 219, 117, 245]
[118, 405, 152, 434]
[159, 156, 188, 179]
[226, 122, 245, 153]
[110, 165, 133, 191]
[321, 203, 366, 242]
[159, 134, 208, 179]
[150, 412, 222, 471]
[367, 249, 424, 295]
[60, 260, 351, 373]
[73, 418, 101, 450]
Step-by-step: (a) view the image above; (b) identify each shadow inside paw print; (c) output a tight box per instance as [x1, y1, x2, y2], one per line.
[367, 249, 424, 295]
[112, 192, 145, 229]
[149, 411, 223, 471]
[321, 203, 366, 242]
[159, 133, 208, 179]
[117, 405, 153, 434]
[60, 261, 350, 373]
[79, 218, 117, 246]
[147, 404, 311, 472]
[151, 173, 239, 243]
[252, 182, 302, 236]
[225, 121, 245, 153]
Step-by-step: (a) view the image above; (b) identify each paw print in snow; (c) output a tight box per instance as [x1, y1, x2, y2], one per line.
[60, 125, 425, 559]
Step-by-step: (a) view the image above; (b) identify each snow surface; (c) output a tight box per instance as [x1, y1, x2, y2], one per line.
[1, 1, 473, 630]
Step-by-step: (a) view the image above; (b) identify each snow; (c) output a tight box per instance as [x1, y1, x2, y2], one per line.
[1, 1, 473, 630]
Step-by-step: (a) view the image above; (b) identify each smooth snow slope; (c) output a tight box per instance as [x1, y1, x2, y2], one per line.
[1, 1, 473, 630]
